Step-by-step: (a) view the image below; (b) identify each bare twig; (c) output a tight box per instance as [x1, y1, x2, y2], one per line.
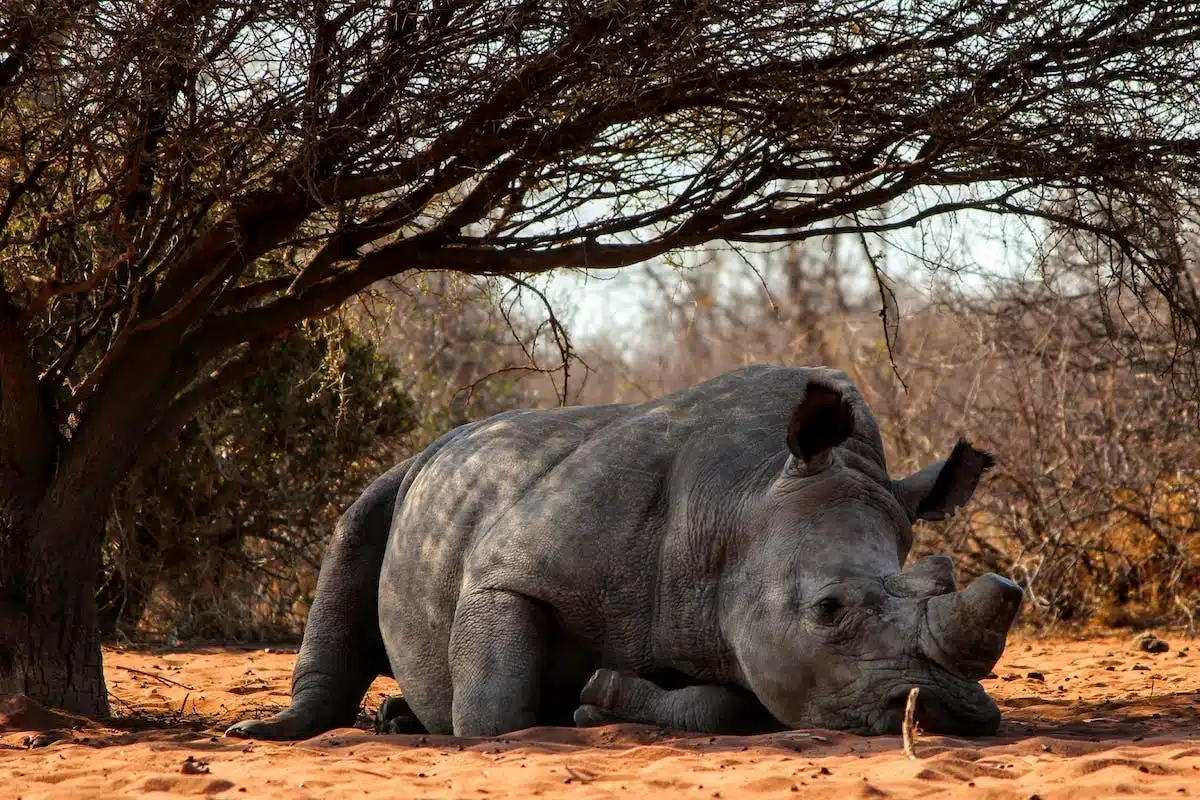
[902, 687, 920, 760]
[115, 665, 195, 691]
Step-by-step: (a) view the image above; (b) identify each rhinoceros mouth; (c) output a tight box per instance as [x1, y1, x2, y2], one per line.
[870, 683, 1002, 737]
[781, 665, 1002, 738]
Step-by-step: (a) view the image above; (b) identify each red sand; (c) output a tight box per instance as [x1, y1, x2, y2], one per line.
[2, 632, 1199, 799]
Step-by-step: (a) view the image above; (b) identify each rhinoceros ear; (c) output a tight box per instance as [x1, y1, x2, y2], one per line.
[894, 440, 995, 522]
[786, 385, 855, 469]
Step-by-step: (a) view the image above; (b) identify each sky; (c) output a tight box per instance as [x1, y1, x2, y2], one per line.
[534, 207, 1048, 347]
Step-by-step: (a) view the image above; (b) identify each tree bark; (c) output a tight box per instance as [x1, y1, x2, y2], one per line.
[0, 514, 110, 717]
[0, 283, 267, 717]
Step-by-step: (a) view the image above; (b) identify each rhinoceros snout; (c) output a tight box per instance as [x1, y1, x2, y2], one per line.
[921, 573, 1023, 680]
[877, 685, 1001, 737]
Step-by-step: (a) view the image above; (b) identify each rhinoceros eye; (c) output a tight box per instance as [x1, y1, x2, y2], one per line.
[812, 596, 845, 625]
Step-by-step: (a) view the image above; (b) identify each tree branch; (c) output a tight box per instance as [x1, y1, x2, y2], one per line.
[130, 335, 281, 473]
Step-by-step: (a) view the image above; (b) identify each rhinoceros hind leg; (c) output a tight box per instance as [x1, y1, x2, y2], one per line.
[226, 459, 414, 740]
[574, 669, 782, 735]
[375, 695, 427, 735]
[448, 589, 551, 736]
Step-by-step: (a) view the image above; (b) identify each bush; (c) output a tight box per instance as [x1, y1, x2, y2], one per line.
[98, 319, 416, 641]
[895, 291, 1200, 629]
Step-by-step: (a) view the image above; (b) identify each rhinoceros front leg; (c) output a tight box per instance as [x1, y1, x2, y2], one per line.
[448, 588, 551, 736]
[573, 669, 783, 735]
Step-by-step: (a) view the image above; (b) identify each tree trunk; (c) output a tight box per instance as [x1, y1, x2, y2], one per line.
[0, 513, 111, 718]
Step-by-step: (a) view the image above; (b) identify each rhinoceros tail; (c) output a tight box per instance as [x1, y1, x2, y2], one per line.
[225, 457, 416, 740]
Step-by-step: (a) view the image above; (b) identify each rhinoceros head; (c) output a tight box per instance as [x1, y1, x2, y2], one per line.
[721, 381, 1021, 736]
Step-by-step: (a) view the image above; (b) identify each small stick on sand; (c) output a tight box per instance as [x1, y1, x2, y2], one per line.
[902, 686, 920, 760]
[116, 665, 194, 690]
[564, 765, 591, 784]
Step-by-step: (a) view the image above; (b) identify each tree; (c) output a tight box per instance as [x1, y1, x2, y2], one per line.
[1, 0, 1199, 716]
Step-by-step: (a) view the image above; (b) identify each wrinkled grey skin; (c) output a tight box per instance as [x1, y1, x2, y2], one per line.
[227, 365, 1022, 741]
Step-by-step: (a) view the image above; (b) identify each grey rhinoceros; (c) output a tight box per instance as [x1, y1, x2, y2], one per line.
[227, 365, 1021, 741]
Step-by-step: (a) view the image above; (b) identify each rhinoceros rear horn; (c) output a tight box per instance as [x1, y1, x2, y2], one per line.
[786, 385, 855, 467]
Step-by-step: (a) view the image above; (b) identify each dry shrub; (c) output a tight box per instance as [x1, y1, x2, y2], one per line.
[103, 319, 415, 642]
[905, 291, 1200, 629]
[354, 272, 572, 435]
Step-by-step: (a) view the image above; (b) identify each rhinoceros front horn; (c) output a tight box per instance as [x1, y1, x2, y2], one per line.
[921, 574, 1023, 680]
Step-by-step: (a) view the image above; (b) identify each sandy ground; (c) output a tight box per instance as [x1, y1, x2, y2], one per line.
[2, 632, 1199, 799]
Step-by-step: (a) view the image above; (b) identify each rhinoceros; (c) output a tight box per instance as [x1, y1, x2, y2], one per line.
[226, 365, 1021, 741]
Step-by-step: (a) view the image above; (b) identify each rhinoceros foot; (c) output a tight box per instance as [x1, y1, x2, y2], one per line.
[573, 704, 623, 727]
[375, 695, 427, 734]
[224, 707, 331, 740]
[573, 668, 781, 734]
